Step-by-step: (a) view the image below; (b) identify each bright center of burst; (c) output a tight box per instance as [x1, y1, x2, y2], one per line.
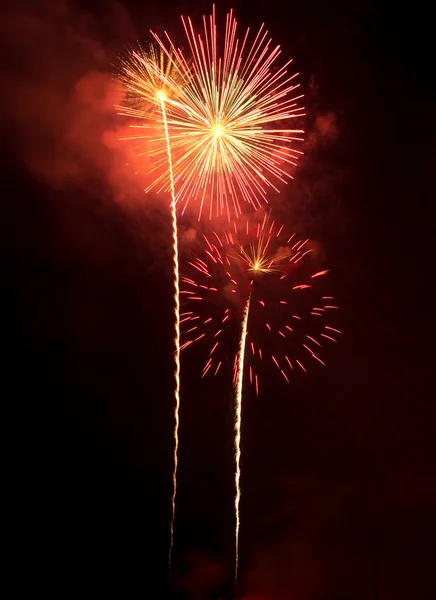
[157, 90, 166, 101]
[250, 261, 263, 273]
[212, 124, 224, 138]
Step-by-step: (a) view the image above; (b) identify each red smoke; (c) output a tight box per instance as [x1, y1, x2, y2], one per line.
[0, 0, 160, 206]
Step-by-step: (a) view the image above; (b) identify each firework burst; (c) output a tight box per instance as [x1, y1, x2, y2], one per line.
[119, 7, 305, 220]
[117, 42, 181, 117]
[181, 213, 340, 392]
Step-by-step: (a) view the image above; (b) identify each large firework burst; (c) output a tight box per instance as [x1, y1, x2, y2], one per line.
[119, 7, 305, 219]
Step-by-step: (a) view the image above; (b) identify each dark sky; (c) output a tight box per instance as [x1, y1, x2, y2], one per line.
[2, 0, 435, 598]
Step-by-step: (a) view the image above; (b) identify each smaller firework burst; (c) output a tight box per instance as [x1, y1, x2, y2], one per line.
[180, 212, 341, 395]
[117, 42, 182, 117]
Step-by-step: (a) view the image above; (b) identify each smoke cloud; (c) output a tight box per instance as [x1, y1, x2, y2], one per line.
[0, 0, 155, 205]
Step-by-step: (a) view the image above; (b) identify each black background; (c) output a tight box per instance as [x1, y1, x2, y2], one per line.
[2, 0, 435, 598]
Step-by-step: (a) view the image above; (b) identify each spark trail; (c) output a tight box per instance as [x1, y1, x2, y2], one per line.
[234, 294, 251, 582]
[160, 95, 180, 566]
[117, 45, 182, 566]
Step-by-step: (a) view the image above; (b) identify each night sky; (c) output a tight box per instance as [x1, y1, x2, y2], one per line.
[2, 0, 435, 598]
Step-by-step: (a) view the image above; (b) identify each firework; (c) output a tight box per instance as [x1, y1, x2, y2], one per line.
[117, 7, 305, 571]
[118, 43, 181, 565]
[181, 213, 340, 390]
[119, 7, 305, 219]
[180, 212, 341, 577]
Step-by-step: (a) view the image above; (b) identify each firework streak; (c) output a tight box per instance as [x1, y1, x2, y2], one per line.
[160, 96, 180, 566]
[234, 294, 250, 580]
[118, 47, 181, 565]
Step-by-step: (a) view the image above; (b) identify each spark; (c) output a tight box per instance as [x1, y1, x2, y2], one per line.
[325, 326, 343, 335]
[321, 333, 339, 343]
[296, 360, 307, 373]
[306, 335, 321, 347]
